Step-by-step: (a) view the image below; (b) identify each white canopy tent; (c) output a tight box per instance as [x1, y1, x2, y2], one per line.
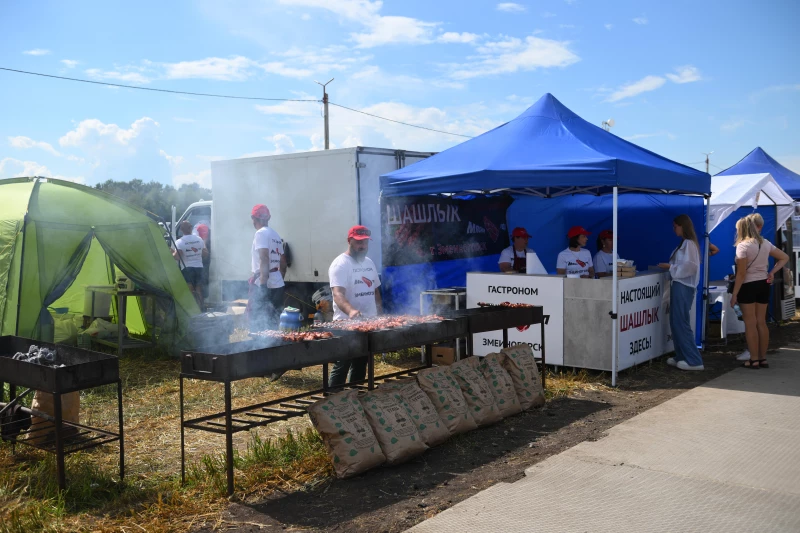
[708, 173, 794, 232]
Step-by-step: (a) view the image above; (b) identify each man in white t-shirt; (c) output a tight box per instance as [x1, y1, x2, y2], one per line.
[556, 226, 595, 278]
[498, 227, 535, 273]
[328, 225, 383, 388]
[173, 220, 208, 308]
[249, 204, 287, 332]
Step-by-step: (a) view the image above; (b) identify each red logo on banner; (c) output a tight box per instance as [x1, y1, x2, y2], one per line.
[576, 259, 586, 267]
[516, 324, 530, 332]
[483, 216, 500, 242]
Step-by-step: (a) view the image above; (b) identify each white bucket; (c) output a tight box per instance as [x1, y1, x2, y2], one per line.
[84, 286, 114, 317]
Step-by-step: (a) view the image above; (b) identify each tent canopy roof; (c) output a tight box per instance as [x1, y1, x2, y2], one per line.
[381, 93, 710, 198]
[708, 173, 794, 232]
[717, 147, 800, 200]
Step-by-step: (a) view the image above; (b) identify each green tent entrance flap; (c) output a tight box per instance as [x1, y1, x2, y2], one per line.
[0, 177, 200, 347]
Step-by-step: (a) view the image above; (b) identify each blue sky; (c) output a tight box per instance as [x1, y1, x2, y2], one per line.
[1, 0, 798, 188]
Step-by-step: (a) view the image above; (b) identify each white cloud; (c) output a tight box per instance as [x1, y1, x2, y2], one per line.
[438, 32, 480, 44]
[160, 150, 184, 166]
[301, 13, 311, 20]
[564, 0, 577, 4]
[559, 24, 576, 29]
[61, 59, 79, 68]
[173, 117, 197, 123]
[255, 101, 318, 116]
[259, 62, 313, 78]
[497, 3, 526, 13]
[541, 12, 556, 18]
[666, 65, 702, 84]
[604, 24, 613, 30]
[59, 117, 159, 147]
[8, 136, 62, 156]
[623, 131, 677, 141]
[174, 169, 211, 189]
[720, 119, 747, 132]
[605, 75, 666, 102]
[23, 49, 50, 56]
[278, 0, 381, 20]
[85, 68, 151, 84]
[749, 84, 800, 102]
[451, 35, 579, 80]
[352, 16, 439, 47]
[240, 134, 297, 158]
[633, 16, 648, 25]
[0, 157, 85, 183]
[163, 56, 254, 81]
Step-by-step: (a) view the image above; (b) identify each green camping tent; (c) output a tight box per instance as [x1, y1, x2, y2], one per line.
[0, 177, 200, 347]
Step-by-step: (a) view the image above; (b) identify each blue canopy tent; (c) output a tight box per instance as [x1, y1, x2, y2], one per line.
[381, 93, 711, 385]
[717, 147, 800, 200]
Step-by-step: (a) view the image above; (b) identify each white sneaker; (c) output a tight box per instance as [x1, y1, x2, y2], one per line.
[666, 357, 678, 367]
[736, 350, 751, 361]
[677, 360, 704, 371]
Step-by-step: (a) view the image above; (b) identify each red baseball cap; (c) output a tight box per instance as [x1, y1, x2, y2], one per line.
[599, 229, 613, 240]
[347, 225, 372, 240]
[567, 226, 591, 238]
[511, 227, 531, 239]
[195, 223, 210, 240]
[251, 204, 271, 219]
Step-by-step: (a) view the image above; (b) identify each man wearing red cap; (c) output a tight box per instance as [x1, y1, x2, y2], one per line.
[593, 229, 617, 278]
[556, 226, 595, 278]
[249, 204, 286, 331]
[328, 225, 383, 387]
[499, 227, 535, 273]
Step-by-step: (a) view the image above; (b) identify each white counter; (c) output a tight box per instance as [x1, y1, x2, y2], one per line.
[467, 270, 683, 371]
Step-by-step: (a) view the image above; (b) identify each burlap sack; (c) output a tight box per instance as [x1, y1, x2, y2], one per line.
[479, 353, 522, 418]
[416, 366, 477, 435]
[450, 357, 503, 427]
[501, 344, 546, 410]
[27, 391, 80, 445]
[308, 390, 385, 478]
[359, 389, 428, 464]
[379, 379, 449, 447]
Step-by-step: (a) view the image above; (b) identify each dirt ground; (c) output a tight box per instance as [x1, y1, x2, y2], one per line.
[194, 320, 799, 533]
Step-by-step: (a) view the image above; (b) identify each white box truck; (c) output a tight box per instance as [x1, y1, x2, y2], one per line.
[173, 147, 434, 308]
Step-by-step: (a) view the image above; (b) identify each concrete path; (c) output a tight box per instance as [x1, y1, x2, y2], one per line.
[408, 349, 800, 533]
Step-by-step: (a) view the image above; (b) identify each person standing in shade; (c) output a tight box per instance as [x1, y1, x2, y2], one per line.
[499, 227, 534, 273]
[556, 226, 595, 278]
[173, 220, 207, 309]
[658, 214, 704, 371]
[249, 204, 286, 332]
[593, 229, 618, 278]
[328, 225, 383, 388]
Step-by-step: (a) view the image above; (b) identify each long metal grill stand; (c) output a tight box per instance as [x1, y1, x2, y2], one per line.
[179, 319, 467, 496]
[0, 337, 124, 490]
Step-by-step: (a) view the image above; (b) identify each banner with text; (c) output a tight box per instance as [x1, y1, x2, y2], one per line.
[617, 272, 674, 370]
[466, 273, 564, 365]
[382, 196, 512, 267]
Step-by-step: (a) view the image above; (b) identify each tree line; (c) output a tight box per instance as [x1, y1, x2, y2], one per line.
[94, 179, 211, 222]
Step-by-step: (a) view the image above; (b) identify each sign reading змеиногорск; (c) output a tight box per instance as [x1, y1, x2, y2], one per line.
[466, 273, 564, 365]
[616, 273, 674, 370]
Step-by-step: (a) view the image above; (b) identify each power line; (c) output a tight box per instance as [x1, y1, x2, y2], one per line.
[329, 101, 474, 139]
[1, 66, 475, 139]
[0, 67, 320, 103]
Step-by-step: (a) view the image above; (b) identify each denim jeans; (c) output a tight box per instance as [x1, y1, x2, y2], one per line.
[328, 356, 369, 388]
[669, 281, 704, 367]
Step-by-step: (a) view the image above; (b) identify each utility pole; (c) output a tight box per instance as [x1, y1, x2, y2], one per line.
[315, 78, 334, 150]
[703, 151, 714, 174]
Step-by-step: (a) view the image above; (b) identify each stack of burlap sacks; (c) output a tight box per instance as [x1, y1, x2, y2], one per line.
[309, 344, 545, 479]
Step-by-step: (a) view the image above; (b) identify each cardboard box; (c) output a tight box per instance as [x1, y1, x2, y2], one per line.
[617, 265, 636, 278]
[431, 345, 456, 365]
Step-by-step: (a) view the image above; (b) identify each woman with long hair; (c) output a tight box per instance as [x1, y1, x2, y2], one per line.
[556, 226, 595, 278]
[658, 214, 704, 370]
[730, 215, 789, 368]
[593, 230, 617, 278]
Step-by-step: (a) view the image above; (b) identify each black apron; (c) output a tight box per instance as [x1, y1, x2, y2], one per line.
[512, 250, 527, 273]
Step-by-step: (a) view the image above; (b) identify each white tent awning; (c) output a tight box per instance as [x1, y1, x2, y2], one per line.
[708, 173, 794, 233]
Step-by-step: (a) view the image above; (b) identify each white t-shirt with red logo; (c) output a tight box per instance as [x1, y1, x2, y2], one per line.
[556, 247, 593, 277]
[329, 253, 381, 321]
[175, 234, 205, 269]
[251, 226, 285, 288]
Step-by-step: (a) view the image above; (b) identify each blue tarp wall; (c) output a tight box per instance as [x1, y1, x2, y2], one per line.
[383, 192, 707, 345]
[708, 206, 777, 282]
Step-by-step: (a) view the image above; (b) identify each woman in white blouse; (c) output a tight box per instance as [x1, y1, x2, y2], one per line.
[658, 214, 704, 371]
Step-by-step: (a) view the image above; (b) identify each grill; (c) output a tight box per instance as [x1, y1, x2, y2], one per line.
[0, 336, 124, 490]
[446, 306, 545, 333]
[323, 316, 468, 353]
[181, 331, 368, 382]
